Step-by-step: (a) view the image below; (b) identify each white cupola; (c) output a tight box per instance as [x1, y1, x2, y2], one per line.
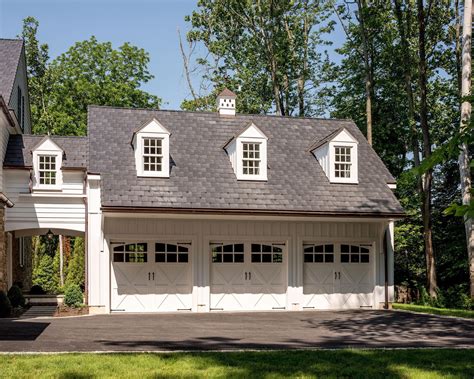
[217, 88, 237, 116]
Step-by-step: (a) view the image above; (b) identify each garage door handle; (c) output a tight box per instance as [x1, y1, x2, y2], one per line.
[245, 272, 248, 280]
[335, 271, 337, 280]
[248, 272, 251, 280]
[148, 272, 151, 281]
[338, 272, 341, 280]
[152, 272, 155, 280]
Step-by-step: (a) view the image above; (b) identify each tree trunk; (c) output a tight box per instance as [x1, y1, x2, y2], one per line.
[357, 0, 374, 146]
[417, 0, 437, 297]
[459, 0, 474, 298]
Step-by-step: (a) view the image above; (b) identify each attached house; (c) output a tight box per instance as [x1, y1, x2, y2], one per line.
[0, 39, 32, 291]
[0, 39, 404, 313]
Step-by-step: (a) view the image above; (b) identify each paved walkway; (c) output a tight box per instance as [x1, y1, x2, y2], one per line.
[20, 306, 57, 319]
[0, 310, 473, 352]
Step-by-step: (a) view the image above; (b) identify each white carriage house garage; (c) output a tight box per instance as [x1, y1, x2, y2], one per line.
[2, 89, 404, 313]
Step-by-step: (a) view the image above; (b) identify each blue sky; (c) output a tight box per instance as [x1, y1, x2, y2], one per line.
[0, 0, 344, 110]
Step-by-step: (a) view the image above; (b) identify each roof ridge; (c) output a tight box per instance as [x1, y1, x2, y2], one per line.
[0, 38, 23, 42]
[87, 104, 355, 123]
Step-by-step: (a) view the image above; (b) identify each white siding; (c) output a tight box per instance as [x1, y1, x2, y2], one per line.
[98, 216, 390, 312]
[0, 113, 12, 192]
[3, 169, 86, 233]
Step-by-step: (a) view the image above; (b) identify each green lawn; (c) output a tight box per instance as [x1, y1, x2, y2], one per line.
[0, 349, 473, 378]
[393, 303, 474, 319]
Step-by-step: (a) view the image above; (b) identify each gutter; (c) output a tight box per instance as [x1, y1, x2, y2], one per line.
[0, 193, 14, 208]
[100, 206, 406, 219]
[83, 172, 88, 306]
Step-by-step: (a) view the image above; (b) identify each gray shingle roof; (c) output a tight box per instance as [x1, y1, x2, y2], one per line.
[0, 39, 23, 103]
[89, 106, 403, 216]
[4, 135, 88, 169]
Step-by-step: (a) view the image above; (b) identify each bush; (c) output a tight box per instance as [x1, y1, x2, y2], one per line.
[7, 285, 25, 308]
[32, 254, 58, 294]
[0, 291, 12, 317]
[29, 284, 46, 295]
[64, 284, 83, 308]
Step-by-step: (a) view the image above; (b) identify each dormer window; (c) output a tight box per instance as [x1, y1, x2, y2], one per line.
[310, 128, 358, 184]
[32, 136, 63, 190]
[224, 122, 268, 181]
[334, 146, 352, 179]
[133, 118, 170, 178]
[38, 155, 57, 185]
[143, 137, 163, 173]
[242, 142, 260, 175]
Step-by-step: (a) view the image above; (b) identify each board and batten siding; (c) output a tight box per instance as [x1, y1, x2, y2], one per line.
[97, 216, 393, 312]
[3, 169, 86, 233]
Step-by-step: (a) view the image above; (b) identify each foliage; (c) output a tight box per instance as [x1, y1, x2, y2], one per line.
[63, 284, 83, 308]
[0, 290, 12, 317]
[65, 237, 85, 290]
[21, 17, 161, 136]
[184, 0, 335, 116]
[393, 303, 474, 319]
[32, 254, 58, 294]
[7, 285, 25, 308]
[29, 285, 45, 295]
[1, 350, 474, 378]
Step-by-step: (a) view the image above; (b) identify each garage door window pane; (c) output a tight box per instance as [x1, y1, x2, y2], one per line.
[155, 243, 189, 263]
[340, 244, 371, 264]
[211, 243, 245, 263]
[251, 244, 284, 263]
[113, 243, 148, 263]
[303, 244, 334, 263]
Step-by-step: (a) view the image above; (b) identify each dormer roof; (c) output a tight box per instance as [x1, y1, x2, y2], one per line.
[308, 128, 358, 152]
[87, 106, 403, 217]
[218, 88, 237, 98]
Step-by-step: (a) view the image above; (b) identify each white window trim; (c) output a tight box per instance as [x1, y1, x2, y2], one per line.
[236, 137, 268, 181]
[135, 132, 170, 178]
[32, 150, 63, 191]
[328, 141, 358, 184]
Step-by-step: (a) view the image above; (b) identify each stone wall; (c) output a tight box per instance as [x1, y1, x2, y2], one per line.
[11, 236, 32, 290]
[0, 207, 6, 292]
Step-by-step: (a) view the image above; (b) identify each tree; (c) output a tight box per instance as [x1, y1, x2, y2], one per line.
[457, 0, 473, 298]
[32, 254, 58, 294]
[184, 0, 335, 116]
[65, 237, 85, 290]
[21, 18, 161, 136]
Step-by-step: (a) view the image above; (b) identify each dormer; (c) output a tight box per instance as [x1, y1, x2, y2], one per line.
[217, 88, 237, 116]
[310, 128, 359, 184]
[224, 122, 268, 181]
[132, 118, 170, 178]
[32, 136, 63, 190]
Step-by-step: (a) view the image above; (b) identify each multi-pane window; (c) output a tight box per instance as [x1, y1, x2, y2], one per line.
[251, 243, 283, 263]
[242, 142, 260, 175]
[304, 244, 334, 263]
[113, 243, 148, 263]
[211, 243, 244, 263]
[38, 155, 57, 185]
[143, 137, 162, 172]
[155, 243, 189, 263]
[334, 146, 352, 178]
[341, 244, 370, 263]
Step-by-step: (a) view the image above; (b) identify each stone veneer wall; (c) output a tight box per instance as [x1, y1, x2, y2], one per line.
[0, 207, 6, 292]
[12, 236, 32, 290]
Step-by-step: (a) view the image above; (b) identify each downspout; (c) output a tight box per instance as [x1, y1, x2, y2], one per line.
[0, 193, 14, 208]
[83, 172, 88, 306]
[383, 227, 389, 309]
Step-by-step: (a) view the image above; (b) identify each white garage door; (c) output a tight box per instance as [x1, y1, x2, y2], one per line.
[210, 242, 287, 311]
[111, 241, 192, 312]
[303, 243, 375, 310]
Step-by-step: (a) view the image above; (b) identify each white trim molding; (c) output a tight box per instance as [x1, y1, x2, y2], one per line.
[32, 136, 63, 191]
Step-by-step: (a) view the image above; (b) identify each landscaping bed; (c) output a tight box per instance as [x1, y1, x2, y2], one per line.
[54, 305, 88, 317]
[0, 349, 472, 378]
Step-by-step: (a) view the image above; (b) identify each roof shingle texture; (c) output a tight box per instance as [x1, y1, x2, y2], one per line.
[4, 135, 88, 169]
[89, 106, 403, 216]
[0, 39, 23, 103]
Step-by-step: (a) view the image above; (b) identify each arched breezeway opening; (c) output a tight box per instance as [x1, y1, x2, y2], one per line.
[6, 226, 85, 298]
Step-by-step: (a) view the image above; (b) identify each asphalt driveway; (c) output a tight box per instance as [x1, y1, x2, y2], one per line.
[0, 310, 473, 352]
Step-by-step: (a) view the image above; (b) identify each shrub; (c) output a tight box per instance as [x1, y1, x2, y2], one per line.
[64, 284, 83, 308]
[29, 284, 46, 295]
[7, 285, 25, 308]
[0, 291, 12, 317]
[32, 254, 58, 294]
[65, 237, 85, 290]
